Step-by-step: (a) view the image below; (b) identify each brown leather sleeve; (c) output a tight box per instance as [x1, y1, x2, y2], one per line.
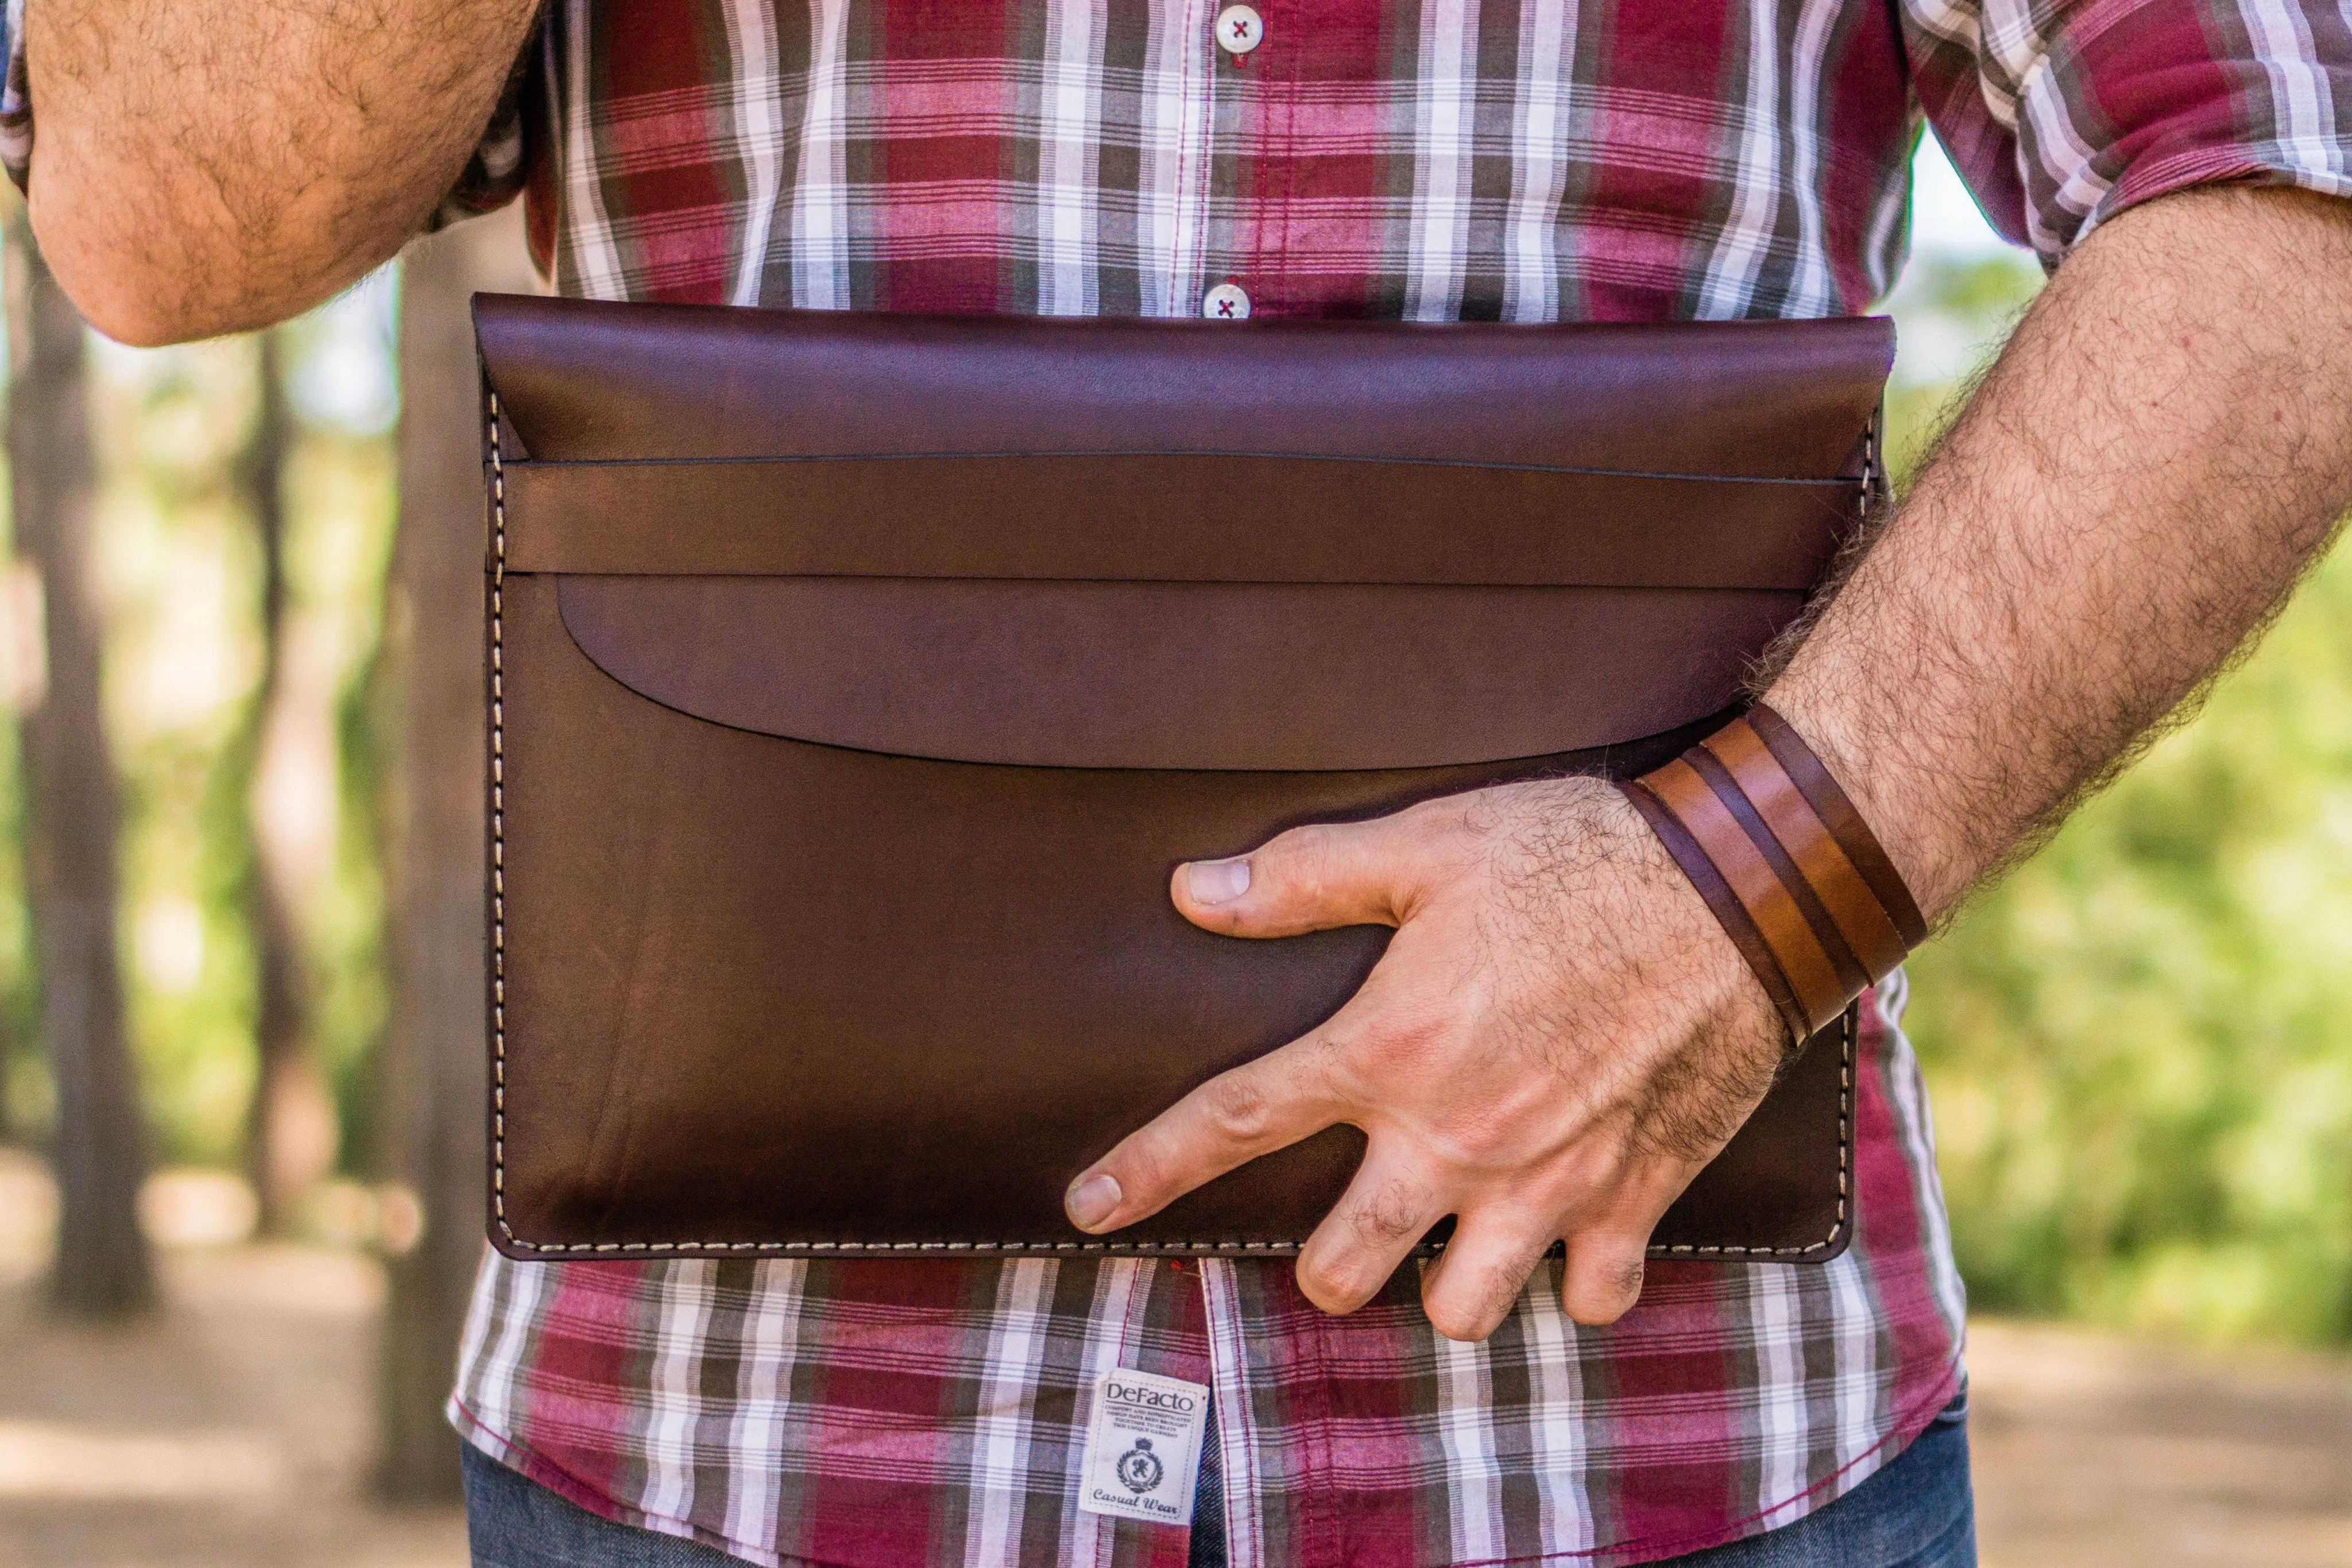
[478, 299, 1890, 1263]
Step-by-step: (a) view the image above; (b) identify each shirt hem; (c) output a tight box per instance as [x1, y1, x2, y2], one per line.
[450, 1396, 813, 1568]
[1450, 1352, 1967, 1568]
[453, 1346, 1964, 1568]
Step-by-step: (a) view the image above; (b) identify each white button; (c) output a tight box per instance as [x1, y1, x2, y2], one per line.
[1216, 5, 1264, 55]
[1202, 282, 1252, 320]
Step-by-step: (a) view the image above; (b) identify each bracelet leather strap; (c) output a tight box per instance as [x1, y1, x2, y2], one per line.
[1623, 703, 1925, 1042]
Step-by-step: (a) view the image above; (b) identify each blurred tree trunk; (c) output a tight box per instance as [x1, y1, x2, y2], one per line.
[5, 215, 154, 1317]
[377, 206, 536, 1501]
[242, 328, 333, 1234]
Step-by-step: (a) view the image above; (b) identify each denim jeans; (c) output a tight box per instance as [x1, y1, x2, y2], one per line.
[463, 1395, 1972, 1568]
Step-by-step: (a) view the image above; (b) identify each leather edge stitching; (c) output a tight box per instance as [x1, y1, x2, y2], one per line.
[490, 390, 513, 1252]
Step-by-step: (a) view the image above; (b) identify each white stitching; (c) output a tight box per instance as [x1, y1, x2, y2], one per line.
[1644, 1006, 1854, 1259]
[487, 396, 1854, 1259]
[489, 393, 512, 1244]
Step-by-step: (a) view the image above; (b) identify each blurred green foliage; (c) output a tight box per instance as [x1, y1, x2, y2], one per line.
[0, 294, 396, 1186]
[1889, 247, 2352, 1345]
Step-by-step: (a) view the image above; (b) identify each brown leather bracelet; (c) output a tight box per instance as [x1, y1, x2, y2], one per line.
[1619, 778, 1812, 1042]
[1623, 703, 1925, 1043]
[1744, 704, 1928, 948]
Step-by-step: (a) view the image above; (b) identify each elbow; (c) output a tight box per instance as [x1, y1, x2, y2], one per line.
[26, 168, 336, 346]
[72, 287, 227, 351]
[38, 273, 219, 351]
[29, 183, 224, 346]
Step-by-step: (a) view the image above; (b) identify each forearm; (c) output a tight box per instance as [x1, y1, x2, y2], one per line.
[1770, 186, 2352, 921]
[25, 0, 540, 345]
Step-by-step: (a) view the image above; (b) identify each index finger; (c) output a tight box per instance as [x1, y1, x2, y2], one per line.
[1065, 1027, 1352, 1234]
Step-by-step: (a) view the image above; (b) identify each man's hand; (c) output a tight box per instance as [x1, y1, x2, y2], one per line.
[26, 0, 541, 345]
[1069, 185, 2352, 1344]
[1063, 776, 1786, 1342]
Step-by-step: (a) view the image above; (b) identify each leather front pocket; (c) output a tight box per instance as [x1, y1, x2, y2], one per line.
[494, 571, 1852, 1261]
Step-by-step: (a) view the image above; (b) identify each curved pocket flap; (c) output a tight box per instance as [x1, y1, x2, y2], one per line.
[556, 575, 1807, 771]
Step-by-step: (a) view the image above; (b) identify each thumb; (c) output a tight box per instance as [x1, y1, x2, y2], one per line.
[1174, 814, 1436, 938]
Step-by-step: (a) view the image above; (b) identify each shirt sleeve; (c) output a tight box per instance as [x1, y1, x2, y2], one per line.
[1901, 0, 2352, 264]
[0, 0, 535, 227]
[2, 0, 32, 195]
[428, 21, 539, 231]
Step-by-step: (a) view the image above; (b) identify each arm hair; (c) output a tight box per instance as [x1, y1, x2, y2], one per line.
[1769, 186, 2352, 919]
[26, 0, 541, 343]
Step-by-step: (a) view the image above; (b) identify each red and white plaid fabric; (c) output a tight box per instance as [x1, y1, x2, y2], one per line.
[453, 984, 1966, 1568]
[413, 0, 2352, 1559]
[9, 0, 2344, 1560]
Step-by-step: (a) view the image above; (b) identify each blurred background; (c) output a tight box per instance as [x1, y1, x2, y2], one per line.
[1, 135, 2349, 1567]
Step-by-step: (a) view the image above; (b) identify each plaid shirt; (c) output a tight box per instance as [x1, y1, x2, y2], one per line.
[11, 0, 2349, 1562]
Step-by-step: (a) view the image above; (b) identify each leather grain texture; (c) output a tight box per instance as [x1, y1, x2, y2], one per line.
[554, 577, 1804, 771]
[477, 296, 1889, 473]
[478, 296, 1891, 1263]
[497, 459, 1858, 588]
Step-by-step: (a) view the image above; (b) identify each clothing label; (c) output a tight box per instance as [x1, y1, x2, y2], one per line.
[1077, 1368, 1209, 1527]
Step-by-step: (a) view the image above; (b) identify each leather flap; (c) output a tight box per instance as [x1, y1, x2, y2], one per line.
[556, 576, 1803, 770]
[473, 295, 1893, 477]
[489, 298, 1889, 769]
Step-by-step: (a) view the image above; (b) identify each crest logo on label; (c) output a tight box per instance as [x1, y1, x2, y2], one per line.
[1116, 1438, 1165, 1494]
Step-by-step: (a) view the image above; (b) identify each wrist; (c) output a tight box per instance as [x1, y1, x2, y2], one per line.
[1761, 679, 1967, 922]
[1586, 784, 1786, 1043]
[1615, 704, 1927, 1043]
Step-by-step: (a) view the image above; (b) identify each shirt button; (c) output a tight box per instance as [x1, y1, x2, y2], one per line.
[1216, 5, 1264, 55]
[1202, 281, 1252, 320]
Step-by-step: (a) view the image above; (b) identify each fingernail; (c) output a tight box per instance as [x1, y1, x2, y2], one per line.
[1185, 857, 1251, 906]
[1066, 1173, 1122, 1230]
